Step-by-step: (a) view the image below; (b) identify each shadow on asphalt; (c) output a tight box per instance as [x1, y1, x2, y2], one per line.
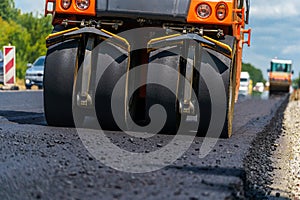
[0, 110, 46, 125]
[167, 165, 245, 178]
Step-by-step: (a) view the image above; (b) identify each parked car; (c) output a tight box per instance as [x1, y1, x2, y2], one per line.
[0, 50, 3, 84]
[25, 56, 45, 89]
[253, 82, 265, 93]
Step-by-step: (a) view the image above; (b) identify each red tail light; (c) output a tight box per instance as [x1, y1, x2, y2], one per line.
[61, 0, 71, 10]
[216, 3, 228, 20]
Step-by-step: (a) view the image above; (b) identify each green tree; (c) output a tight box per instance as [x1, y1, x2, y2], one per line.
[242, 63, 266, 86]
[0, 0, 52, 79]
[292, 78, 299, 89]
[0, 17, 31, 78]
[15, 13, 52, 64]
[0, 0, 18, 21]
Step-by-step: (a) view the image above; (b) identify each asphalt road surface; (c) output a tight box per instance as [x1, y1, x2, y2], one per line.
[0, 91, 289, 199]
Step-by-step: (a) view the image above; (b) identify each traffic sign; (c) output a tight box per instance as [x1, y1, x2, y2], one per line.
[3, 46, 16, 86]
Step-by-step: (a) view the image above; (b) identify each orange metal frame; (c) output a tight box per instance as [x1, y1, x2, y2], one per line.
[187, 0, 234, 25]
[45, 0, 96, 16]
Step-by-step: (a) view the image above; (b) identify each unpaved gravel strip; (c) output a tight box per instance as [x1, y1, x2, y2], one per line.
[288, 100, 300, 199]
[267, 99, 300, 199]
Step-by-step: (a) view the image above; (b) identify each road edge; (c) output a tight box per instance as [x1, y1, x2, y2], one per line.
[243, 95, 289, 198]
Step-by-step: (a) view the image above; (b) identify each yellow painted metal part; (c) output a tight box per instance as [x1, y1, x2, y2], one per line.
[147, 34, 183, 52]
[46, 27, 80, 40]
[100, 29, 131, 52]
[147, 33, 233, 59]
[148, 34, 182, 45]
[203, 36, 233, 58]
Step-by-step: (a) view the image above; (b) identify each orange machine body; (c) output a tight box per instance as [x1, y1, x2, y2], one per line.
[45, 0, 250, 98]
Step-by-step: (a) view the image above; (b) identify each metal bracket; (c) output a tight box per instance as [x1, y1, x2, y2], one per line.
[233, 7, 245, 26]
[178, 41, 203, 115]
[46, 27, 112, 47]
[77, 37, 95, 108]
[242, 29, 251, 47]
[147, 33, 214, 52]
[147, 33, 210, 115]
[148, 33, 233, 58]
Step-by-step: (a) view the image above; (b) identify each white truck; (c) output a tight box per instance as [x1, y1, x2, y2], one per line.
[239, 72, 250, 96]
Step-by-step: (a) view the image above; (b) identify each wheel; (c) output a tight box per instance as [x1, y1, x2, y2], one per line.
[269, 85, 274, 95]
[10, 86, 19, 91]
[197, 35, 236, 138]
[95, 43, 128, 131]
[285, 86, 290, 93]
[26, 85, 31, 90]
[145, 47, 181, 134]
[221, 56, 236, 138]
[44, 39, 79, 127]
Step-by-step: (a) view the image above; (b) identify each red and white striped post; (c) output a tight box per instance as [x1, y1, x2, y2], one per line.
[3, 46, 16, 86]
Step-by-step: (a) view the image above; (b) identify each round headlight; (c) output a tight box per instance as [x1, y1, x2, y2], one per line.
[197, 3, 211, 19]
[216, 3, 228, 20]
[76, 0, 90, 10]
[61, 0, 71, 10]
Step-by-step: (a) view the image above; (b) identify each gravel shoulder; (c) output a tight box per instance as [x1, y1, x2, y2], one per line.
[243, 95, 288, 199]
[266, 98, 300, 199]
[243, 93, 300, 199]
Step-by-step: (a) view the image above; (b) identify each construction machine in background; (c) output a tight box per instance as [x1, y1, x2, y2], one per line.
[268, 58, 293, 94]
[44, 0, 251, 138]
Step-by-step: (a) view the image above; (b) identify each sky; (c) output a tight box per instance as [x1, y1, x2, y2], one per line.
[15, 0, 45, 14]
[14, 0, 300, 80]
[243, 0, 300, 79]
